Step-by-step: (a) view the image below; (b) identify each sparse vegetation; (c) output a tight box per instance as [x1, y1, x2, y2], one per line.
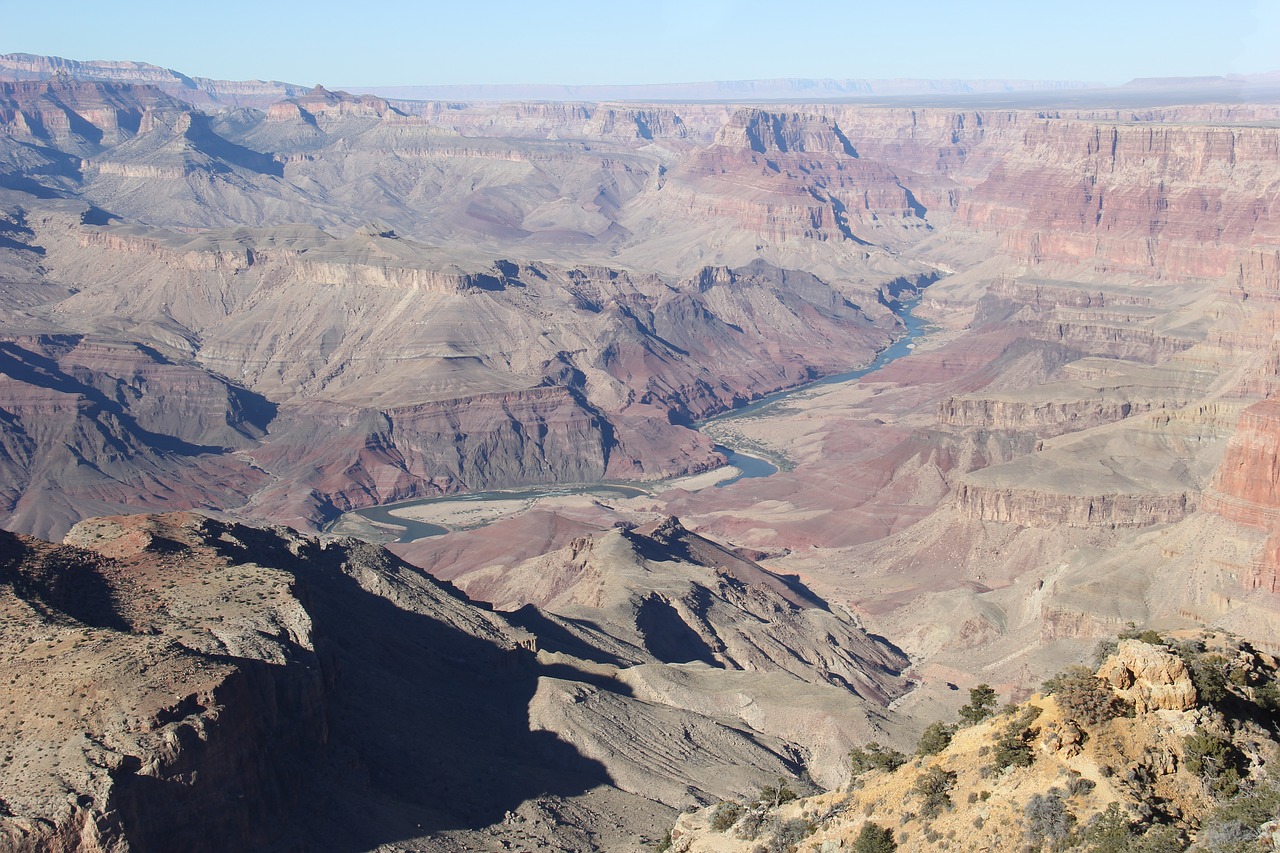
[758, 817, 816, 853]
[1119, 626, 1167, 646]
[1024, 790, 1075, 847]
[682, 631, 1280, 852]
[957, 684, 998, 727]
[755, 778, 798, 809]
[1183, 726, 1245, 797]
[1042, 665, 1130, 725]
[736, 808, 767, 841]
[849, 742, 907, 775]
[911, 766, 957, 818]
[709, 801, 743, 831]
[916, 721, 955, 756]
[851, 821, 897, 852]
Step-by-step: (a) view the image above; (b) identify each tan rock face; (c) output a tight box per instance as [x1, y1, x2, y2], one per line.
[1096, 639, 1197, 713]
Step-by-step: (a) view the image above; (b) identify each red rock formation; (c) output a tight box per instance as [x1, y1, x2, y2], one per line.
[955, 120, 1280, 280]
[1205, 399, 1280, 592]
[1208, 399, 1280, 527]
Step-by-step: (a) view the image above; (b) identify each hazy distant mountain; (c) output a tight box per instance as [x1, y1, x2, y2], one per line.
[351, 76, 1101, 103]
[0, 52, 1102, 106]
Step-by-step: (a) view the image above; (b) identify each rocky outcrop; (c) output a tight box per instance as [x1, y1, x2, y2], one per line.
[442, 516, 911, 791]
[1202, 398, 1280, 592]
[266, 85, 398, 123]
[668, 632, 1280, 853]
[1096, 639, 1197, 713]
[246, 386, 620, 527]
[0, 80, 181, 149]
[939, 396, 1168, 436]
[954, 482, 1194, 528]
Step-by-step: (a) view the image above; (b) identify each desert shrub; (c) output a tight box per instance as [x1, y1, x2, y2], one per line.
[849, 742, 907, 775]
[710, 801, 744, 832]
[759, 818, 815, 853]
[992, 721, 1036, 771]
[1065, 774, 1096, 798]
[1093, 637, 1119, 666]
[1199, 775, 1280, 847]
[1045, 665, 1128, 725]
[957, 684, 998, 726]
[1081, 802, 1133, 852]
[1184, 727, 1245, 797]
[1196, 819, 1256, 852]
[1024, 791, 1075, 846]
[916, 721, 955, 756]
[1254, 680, 1280, 715]
[851, 822, 896, 853]
[755, 778, 798, 808]
[737, 809, 767, 840]
[911, 766, 957, 818]
[1119, 628, 1166, 646]
[1130, 824, 1186, 852]
[1187, 654, 1231, 706]
[652, 830, 672, 852]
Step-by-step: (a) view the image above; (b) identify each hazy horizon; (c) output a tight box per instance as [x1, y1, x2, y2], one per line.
[6, 0, 1279, 90]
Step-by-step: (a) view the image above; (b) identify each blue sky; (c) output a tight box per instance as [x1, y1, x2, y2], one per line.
[6, 0, 1279, 87]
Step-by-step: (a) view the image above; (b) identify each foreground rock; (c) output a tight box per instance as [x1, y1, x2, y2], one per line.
[670, 632, 1280, 852]
[0, 512, 908, 851]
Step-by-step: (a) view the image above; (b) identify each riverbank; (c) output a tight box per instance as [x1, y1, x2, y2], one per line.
[334, 299, 935, 543]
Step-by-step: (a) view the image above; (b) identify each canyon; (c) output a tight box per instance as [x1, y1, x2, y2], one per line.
[3, 54, 1280, 850]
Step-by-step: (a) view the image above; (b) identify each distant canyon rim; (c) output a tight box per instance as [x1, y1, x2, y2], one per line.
[4, 53, 1280, 851]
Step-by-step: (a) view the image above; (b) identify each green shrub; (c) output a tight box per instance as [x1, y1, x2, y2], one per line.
[1119, 628, 1166, 646]
[1182, 652, 1231, 706]
[851, 822, 897, 852]
[957, 684, 998, 726]
[1130, 824, 1187, 852]
[1200, 774, 1280, 843]
[755, 778, 798, 808]
[849, 742, 907, 775]
[1183, 727, 1244, 797]
[991, 722, 1035, 771]
[911, 766, 957, 818]
[1044, 665, 1128, 725]
[1082, 802, 1134, 852]
[916, 721, 954, 756]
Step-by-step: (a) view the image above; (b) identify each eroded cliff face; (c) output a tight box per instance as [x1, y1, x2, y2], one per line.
[953, 119, 1280, 280]
[0, 512, 910, 851]
[6, 74, 1280, 690]
[0, 186, 900, 535]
